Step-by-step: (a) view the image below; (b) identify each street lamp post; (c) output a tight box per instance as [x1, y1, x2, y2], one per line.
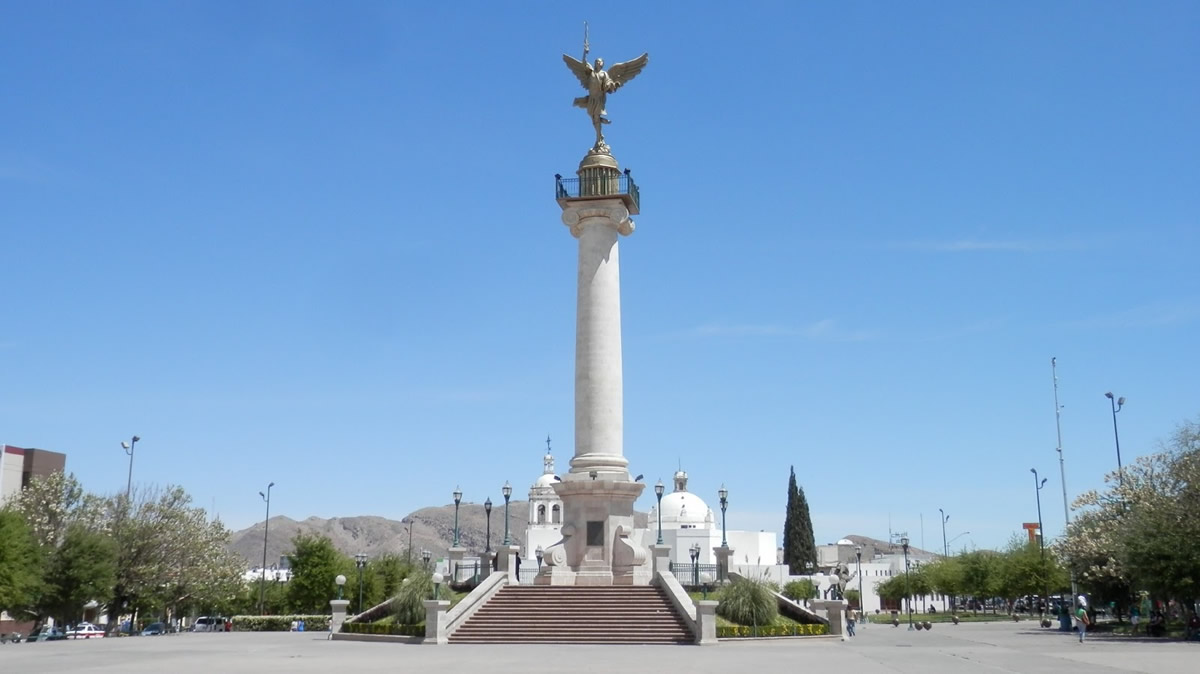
[335, 574, 346, 600]
[855, 545, 864, 621]
[654, 479, 665, 545]
[1031, 468, 1049, 617]
[421, 548, 431, 571]
[689, 543, 701, 587]
[452, 486, 462, 547]
[718, 485, 729, 548]
[1051, 358, 1078, 613]
[901, 536, 913, 631]
[484, 497, 493, 553]
[402, 518, 413, 565]
[502, 481, 513, 546]
[258, 482, 274, 615]
[432, 572, 443, 601]
[1105, 392, 1126, 487]
[355, 553, 367, 612]
[939, 508, 951, 612]
[120, 436, 141, 500]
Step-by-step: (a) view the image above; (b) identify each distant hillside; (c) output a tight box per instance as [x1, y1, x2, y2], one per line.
[229, 502, 652, 568]
[228, 502, 530, 568]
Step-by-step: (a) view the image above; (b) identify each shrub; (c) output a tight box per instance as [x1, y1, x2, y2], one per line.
[782, 579, 816, 603]
[716, 576, 778, 626]
[341, 622, 424, 637]
[717, 623, 828, 638]
[231, 615, 330, 632]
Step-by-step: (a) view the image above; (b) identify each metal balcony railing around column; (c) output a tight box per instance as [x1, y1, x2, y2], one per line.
[555, 172, 640, 212]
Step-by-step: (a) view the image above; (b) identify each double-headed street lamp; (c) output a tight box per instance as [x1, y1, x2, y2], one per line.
[654, 479, 665, 545]
[484, 497, 493, 553]
[900, 536, 913, 631]
[258, 482, 274, 615]
[502, 481, 513, 546]
[718, 485, 729, 548]
[1105, 392, 1126, 487]
[355, 553, 368, 611]
[452, 486, 463, 547]
[120, 435, 141, 500]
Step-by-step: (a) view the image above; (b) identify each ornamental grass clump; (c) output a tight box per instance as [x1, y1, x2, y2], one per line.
[716, 576, 778, 626]
[390, 571, 434, 625]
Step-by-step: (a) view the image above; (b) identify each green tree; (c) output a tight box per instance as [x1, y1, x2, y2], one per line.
[109, 485, 244, 625]
[40, 524, 117, 625]
[782, 466, 816, 574]
[0, 508, 43, 619]
[286, 534, 347, 613]
[782, 579, 816, 604]
[958, 550, 1000, 614]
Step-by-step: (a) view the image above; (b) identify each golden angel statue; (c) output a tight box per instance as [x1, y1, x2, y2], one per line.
[562, 42, 649, 150]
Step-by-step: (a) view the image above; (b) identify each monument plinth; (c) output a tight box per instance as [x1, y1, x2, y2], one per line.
[540, 39, 651, 586]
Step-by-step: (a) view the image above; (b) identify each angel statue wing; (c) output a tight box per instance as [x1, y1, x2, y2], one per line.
[605, 53, 649, 90]
[562, 54, 592, 89]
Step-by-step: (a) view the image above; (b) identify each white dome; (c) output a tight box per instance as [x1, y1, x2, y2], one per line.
[836, 538, 855, 546]
[534, 473, 559, 488]
[658, 491, 713, 528]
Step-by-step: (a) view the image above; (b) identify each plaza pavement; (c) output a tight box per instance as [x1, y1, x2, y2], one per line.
[1, 622, 1194, 673]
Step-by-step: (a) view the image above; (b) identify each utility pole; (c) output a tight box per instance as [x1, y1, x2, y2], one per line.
[1051, 357, 1078, 611]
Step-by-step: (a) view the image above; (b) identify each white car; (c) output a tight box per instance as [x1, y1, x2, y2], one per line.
[69, 625, 105, 639]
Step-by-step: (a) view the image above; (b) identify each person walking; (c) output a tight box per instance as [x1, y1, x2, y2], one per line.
[1075, 595, 1090, 643]
[846, 607, 857, 637]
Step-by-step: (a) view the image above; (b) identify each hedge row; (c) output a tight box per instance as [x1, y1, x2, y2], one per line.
[341, 622, 425, 637]
[231, 615, 331, 632]
[717, 623, 828, 638]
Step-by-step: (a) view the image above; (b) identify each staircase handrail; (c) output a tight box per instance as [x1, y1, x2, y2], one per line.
[653, 569, 698, 638]
[444, 571, 508, 637]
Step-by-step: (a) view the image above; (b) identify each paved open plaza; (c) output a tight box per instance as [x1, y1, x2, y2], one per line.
[2, 623, 1194, 673]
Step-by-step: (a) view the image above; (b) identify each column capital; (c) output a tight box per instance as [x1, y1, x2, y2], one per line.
[561, 200, 634, 238]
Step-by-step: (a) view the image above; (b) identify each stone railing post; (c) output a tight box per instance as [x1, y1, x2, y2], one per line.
[713, 546, 735, 583]
[496, 544, 522, 584]
[447, 546, 466, 583]
[477, 551, 494, 581]
[329, 599, 350, 638]
[650, 544, 672, 577]
[423, 600, 450, 645]
[695, 600, 719, 645]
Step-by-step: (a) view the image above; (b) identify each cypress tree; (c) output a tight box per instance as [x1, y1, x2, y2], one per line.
[784, 466, 817, 574]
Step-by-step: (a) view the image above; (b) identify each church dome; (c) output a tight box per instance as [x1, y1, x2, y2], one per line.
[652, 469, 714, 529]
[534, 472, 559, 488]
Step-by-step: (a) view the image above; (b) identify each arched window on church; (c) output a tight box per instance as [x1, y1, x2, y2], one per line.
[537, 504, 546, 524]
[551, 504, 561, 524]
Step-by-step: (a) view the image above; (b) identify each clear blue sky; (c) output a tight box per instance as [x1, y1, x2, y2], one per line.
[3, 2, 1197, 552]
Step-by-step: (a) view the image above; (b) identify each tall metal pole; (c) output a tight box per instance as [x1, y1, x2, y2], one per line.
[856, 546, 864, 622]
[484, 498, 493, 553]
[1032, 469, 1049, 616]
[122, 436, 141, 500]
[258, 482, 274, 615]
[718, 485, 729, 547]
[939, 508, 950, 613]
[502, 481, 512, 546]
[901, 536, 913, 630]
[1105, 392, 1125, 487]
[654, 481, 664, 545]
[1051, 358, 1079, 611]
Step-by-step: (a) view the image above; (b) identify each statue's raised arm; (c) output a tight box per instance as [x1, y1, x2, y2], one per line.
[563, 51, 649, 151]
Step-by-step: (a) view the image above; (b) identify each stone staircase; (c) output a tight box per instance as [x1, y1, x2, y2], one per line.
[448, 585, 694, 644]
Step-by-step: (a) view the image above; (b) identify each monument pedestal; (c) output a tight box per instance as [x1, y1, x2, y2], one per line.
[714, 545, 735, 582]
[538, 478, 649, 585]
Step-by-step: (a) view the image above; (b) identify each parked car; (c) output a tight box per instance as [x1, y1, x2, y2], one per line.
[191, 616, 227, 632]
[69, 624, 106, 639]
[28, 626, 67, 642]
[141, 622, 167, 636]
[1, 632, 23, 644]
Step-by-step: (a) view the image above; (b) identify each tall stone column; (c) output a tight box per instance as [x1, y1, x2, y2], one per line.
[546, 150, 647, 586]
[563, 194, 634, 481]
